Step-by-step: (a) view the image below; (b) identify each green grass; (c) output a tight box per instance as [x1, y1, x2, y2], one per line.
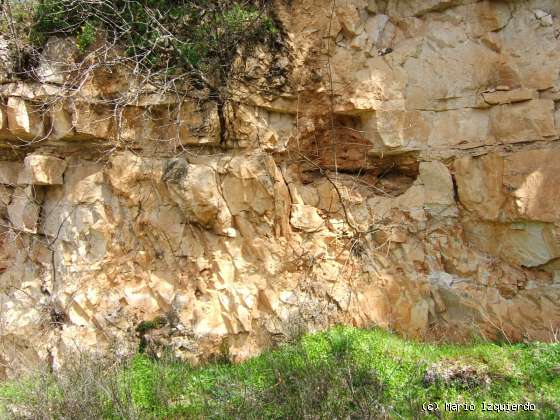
[1, 326, 559, 419]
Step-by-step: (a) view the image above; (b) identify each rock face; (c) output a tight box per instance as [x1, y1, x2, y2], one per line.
[1, 0, 560, 378]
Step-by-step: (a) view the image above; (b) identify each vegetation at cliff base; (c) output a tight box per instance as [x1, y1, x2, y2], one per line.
[1, 326, 559, 419]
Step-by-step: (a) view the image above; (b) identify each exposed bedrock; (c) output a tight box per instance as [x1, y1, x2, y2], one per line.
[1, 0, 560, 377]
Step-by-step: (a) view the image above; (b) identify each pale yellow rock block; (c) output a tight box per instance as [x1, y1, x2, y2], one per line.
[503, 149, 560, 223]
[0, 105, 8, 134]
[166, 162, 233, 235]
[17, 155, 67, 185]
[49, 102, 74, 140]
[374, 110, 429, 149]
[6, 97, 45, 139]
[0, 162, 23, 185]
[0, 185, 10, 207]
[454, 154, 505, 221]
[419, 161, 457, 216]
[465, 221, 560, 268]
[70, 101, 113, 140]
[149, 271, 176, 307]
[7, 186, 42, 233]
[388, 0, 465, 17]
[428, 109, 490, 148]
[336, 0, 365, 36]
[490, 99, 556, 143]
[290, 204, 325, 232]
[63, 162, 105, 204]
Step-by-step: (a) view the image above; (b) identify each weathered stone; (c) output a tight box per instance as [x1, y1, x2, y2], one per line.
[7, 186, 43, 233]
[481, 88, 537, 105]
[6, 97, 45, 139]
[465, 221, 560, 268]
[290, 204, 325, 232]
[165, 160, 233, 235]
[70, 101, 114, 140]
[49, 102, 75, 140]
[454, 154, 505, 221]
[0, 162, 23, 185]
[337, 0, 365, 37]
[0, 0, 560, 378]
[35, 37, 79, 84]
[490, 99, 556, 144]
[503, 149, 560, 223]
[18, 155, 67, 186]
[0, 104, 9, 135]
[419, 161, 457, 216]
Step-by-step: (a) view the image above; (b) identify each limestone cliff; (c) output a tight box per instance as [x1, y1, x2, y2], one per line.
[1, 0, 560, 378]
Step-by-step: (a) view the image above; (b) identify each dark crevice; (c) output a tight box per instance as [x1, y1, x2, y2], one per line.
[217, 99, 227, 146]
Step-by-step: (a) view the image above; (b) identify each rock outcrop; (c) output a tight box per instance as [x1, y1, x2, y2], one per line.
[1, 0, 560, 378]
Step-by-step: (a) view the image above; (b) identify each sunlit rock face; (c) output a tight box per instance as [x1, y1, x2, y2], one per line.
[1, 0, 560, 378]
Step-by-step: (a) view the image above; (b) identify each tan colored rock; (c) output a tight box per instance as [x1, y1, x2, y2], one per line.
[0, 104, 9, 135]
[70, 101, 114, 140]
[18, 155, 67, 186]
[503, 149, 560, 223]
[6, 97, 45, 139]
[419, 161, 457, 216]
[365, 14, 390, 47]
[2, 0, 560, 377]
[428, 109, 490, 148]
[290, 204, 324, 232]
[35, 37, 79, 84]
[164, 159, 233, 235]
[373, 110, 430, 149]
[500, 6, 559, 91]
[366, 0, 377, 14]
[7, 186, 43, 233]
[465, 221, 560, 268]
[454, 154, 505, 221]
[0, 185, 10, 206]
[481, 88, 537, 105]
[336, 0, 365, 37]
[490, 99, 556, 144]
[0, 162, 23, 185]
[228, 103, 296, 151]
[388, 0, 465, 17]
[50, 102, 75, 140]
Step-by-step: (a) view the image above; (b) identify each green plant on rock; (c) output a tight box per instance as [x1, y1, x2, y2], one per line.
[31, 0, 279, 74]
[136, 316, 168, 335]
[76, 20, 96, 52]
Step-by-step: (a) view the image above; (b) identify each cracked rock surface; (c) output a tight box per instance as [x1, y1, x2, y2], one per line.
[1, 0, 560, 378]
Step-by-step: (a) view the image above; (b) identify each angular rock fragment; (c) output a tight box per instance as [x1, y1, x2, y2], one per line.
[17, 155, 67, 186]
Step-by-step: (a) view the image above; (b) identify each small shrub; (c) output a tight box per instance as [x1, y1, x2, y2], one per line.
[30, 0, 279, 74]
[76, 20, 97, 52]
[136, 316, 167, 335]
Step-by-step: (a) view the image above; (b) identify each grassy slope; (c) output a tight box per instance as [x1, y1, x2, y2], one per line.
[1, 326, 559, 419]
